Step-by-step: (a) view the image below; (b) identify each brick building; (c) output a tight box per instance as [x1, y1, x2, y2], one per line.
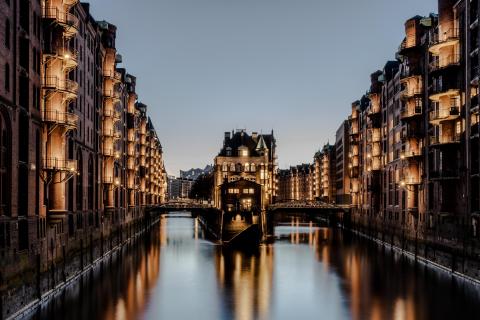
[0, 2, 167, 318]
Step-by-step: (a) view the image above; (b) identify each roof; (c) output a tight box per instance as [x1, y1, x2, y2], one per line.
[218, 130, 275, 158]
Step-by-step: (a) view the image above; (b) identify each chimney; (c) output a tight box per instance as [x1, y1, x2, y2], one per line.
[224, 132, 231, 144]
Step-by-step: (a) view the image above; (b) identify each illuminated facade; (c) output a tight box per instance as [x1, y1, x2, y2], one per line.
[0, 2, 166, 318]
[214, 130, 277, 211]
[277, 164, 314, 202]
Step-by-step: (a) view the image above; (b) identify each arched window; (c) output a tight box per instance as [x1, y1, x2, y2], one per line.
[5, 19, 10, 49]
[4, 63, 9, 92]
[0, 112, 11, 216]
[76, 149, 83, 210]
[250, 163, 256, 172]
[222, 163, 228, 172]
[230, 163, 235, 172]
[244, 163, 250, 172]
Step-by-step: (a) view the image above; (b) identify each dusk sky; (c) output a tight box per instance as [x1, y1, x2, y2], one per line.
[87, 0, 437, 176]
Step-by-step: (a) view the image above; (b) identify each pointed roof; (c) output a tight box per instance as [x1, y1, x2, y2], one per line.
[256, 135, 268, 151]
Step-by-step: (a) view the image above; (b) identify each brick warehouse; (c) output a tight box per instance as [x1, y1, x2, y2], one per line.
[279, 0, 480, 281]
[0, 1, 167, 318]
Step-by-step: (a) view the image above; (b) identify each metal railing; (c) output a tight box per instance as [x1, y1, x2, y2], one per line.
[429, 107, 460, 122]
[103, 89, 121, 100]
[43, 76, 79, 95]
[43, 110, 79, 128]
[103, 70, 122, 82]
[401, 106, 422, 119]
[43, 158, 77, 172]
[430, 28, 459, 46]
[42, 7, 79, 30]
[430, 133, 462, 145]
[429, 54, 460, 72]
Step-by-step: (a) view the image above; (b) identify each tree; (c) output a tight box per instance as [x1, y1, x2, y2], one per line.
[189, 172, 214, 201]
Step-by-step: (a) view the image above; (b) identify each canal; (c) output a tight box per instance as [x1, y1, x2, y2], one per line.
[32, 212, 480, 320]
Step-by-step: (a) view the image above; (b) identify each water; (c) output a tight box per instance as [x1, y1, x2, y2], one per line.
[33, 212, 480, 320]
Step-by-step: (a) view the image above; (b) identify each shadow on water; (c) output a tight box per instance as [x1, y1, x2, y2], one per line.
[31, 211, 480, 320]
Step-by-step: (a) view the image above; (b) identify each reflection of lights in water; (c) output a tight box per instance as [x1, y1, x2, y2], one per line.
[215, 245, 274, 320]
[194, 218, 198, 240]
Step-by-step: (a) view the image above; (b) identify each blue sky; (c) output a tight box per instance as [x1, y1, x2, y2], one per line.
[86, 0, 437, 176]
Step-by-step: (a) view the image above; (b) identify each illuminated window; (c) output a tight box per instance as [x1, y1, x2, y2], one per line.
[222, 163, 228, 172]
[244, 163, 250, 172]
[250, 163, 256, 172]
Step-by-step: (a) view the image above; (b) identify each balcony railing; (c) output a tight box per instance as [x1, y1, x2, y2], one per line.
[103, 129, 122, 140]
[429, 107, 460, 124]
[429, 28, 459, 47]
[63, 0, 79, 6]
[43, 158, 77, 172]
[429, 83, 460, 100]
[43, 76, 79, 96]
[42, 7, 79, 35]
[103, 109, 122, 120]
[430, 133, 462, 146]
[43, 110, 79, 128]
[103, 70, 122, 82]
[401, 106, 422, 120]
[429, 54, 460, 72]
[400, 88, 422, 99]
[104, 89, 121, 101]
[401, 147, 423, 159]
[44, 45, 78, 69]
[403, 176, 422, 185]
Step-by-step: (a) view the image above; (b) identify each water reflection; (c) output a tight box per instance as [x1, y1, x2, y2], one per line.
[34, 212, 480, 320]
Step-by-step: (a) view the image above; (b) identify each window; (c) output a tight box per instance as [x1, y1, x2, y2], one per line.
[250, 164, 256, 172]
[4, 63, 9, 92]
[5, 19, 10, 49]
[222, 163, 228, 172]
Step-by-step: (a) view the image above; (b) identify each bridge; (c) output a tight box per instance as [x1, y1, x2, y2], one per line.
[152, 199, 215, 211]
[268, 201, 351, 212]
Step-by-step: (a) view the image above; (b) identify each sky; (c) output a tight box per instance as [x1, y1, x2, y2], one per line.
[86, 0, 437, 176]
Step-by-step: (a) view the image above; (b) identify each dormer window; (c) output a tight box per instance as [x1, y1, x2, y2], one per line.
[238, 146, 249, 157]
[226, 147, 232, 156]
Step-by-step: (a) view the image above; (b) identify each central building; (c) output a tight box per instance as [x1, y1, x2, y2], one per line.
[214, 130, 277, 212]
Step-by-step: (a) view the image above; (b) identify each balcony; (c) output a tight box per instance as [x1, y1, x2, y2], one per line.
[103, 109, 122, 121]
[43, 76, 79, 100]
[429, 28, 459, 54]
[127, 158, 135, 170]
[402, 176, 422, 185]
[42, 7, 79, 38]
[398, 38, 418, 54]
[429, 107, 460, 125]
[63, 0, 79, 6]
[43, 110, 79, 129]
[104, 89, 121, 102]
[103, 70, 122, 83]
[400, 67, 422, 82]
[429, 54, 460, 72]
[400, 88, 422, 100]
[400, 147, 423, 160]
[43, 158, 77, 173]
[429, 84, 460, 102]
[430, 134, 462, 147]
[103, 148, 117, 158]
[401, 106, 422, 121]
[103, 129, 122, 140]
[44, 46, 78, 70]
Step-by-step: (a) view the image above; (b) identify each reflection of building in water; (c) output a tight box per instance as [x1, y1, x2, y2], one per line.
[98, 227, 162, 320]
[313, 231, 417, 320]
[214, 246, 274, 320]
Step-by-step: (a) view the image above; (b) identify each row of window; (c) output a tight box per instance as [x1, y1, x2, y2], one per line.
[222, 163, 258, 172]
[227, 188, 255, 195]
